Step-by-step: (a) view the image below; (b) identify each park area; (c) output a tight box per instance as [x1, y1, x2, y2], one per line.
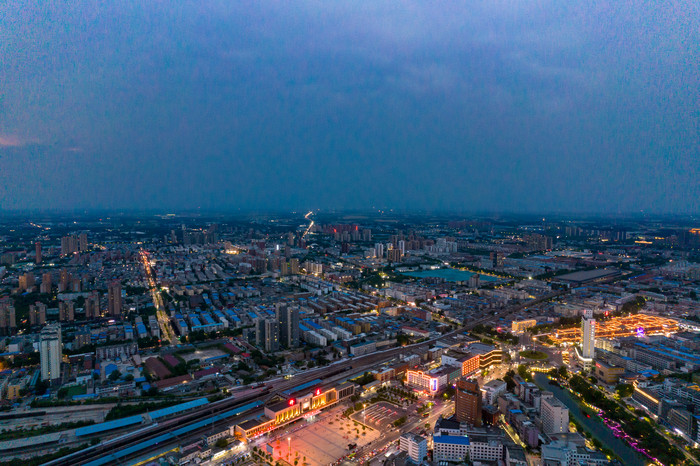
[519, 350, 548, 360]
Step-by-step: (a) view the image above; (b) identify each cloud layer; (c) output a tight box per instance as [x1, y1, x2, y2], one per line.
[1, 1, 698, 213]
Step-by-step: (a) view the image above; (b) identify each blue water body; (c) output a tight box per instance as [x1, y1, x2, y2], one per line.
[401, 268, 499, 282]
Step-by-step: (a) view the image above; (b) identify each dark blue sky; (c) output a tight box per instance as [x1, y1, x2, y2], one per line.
[1, 1, 698, 213]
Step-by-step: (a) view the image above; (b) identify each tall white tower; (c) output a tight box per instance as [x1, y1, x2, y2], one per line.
[581, 318, 596, 360]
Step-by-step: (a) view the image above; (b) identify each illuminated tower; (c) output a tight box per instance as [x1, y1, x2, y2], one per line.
[580, 317, 596, 370]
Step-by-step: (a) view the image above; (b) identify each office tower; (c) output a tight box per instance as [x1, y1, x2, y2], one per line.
[256, 318, 279, 352]
[455, 378, 482, 426]
[18, 273, 35, 291]
[40, 324, 62, 381]
[374, 243, 384, 259]
[35, 241, 42, 264]
[581, 317, 595, 359]
[40, 272, 52, 294]
[0, 298, 16, 334]
[276, 303, 300, 348]
[85, 291, 100, 319]
[79, 233, 88, 252]
[289, 258, 299, 274]
[29, 302, 47, 326]
[540, 393, 569, 433]
[108, 281, 122, 317]
[59, 301, 75, 322]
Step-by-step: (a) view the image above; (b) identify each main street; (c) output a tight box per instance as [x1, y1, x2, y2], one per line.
[139, 250, 176, 345]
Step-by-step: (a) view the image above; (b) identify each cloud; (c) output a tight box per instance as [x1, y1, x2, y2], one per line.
[0, 135, 23, 147]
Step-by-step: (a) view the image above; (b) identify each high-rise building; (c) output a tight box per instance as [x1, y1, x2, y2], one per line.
[289, 258, 299, 274]
[79, 232, 88, 252]
[540, 393, 569, 434]
[455, 378, 482, 426]
[256, 318, 279, 352]
[59, 301, 75, 322]
[398, 240, 406, 254]
[387, 248, 402, 263]
[108, 281, 122, 317]
[40, 272, 52, 294]
[40, 324, 62, 381]
[581, 317, 596, 360]
[59, 269, 71, 292]
[29, 302, 47, 326]
[469, 274, 480, 288]
[61, 235, 79, 255]
[85, 291, 100, 319]
[35, 241, 42, 264]
[0, 298, 16, 334]
[277, 303, 300, 348]
[18, 273, 35, 291]
[374, 243, 384, 259]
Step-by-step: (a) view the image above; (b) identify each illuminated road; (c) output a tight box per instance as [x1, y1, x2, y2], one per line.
[139, 250, 176, 345]
[302, 211, 314, 239]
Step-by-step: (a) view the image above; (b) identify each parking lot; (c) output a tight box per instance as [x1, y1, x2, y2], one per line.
[351, 401, 404, 430]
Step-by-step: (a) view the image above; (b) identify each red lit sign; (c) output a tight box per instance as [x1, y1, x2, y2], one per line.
[315, 388, 321, 396]
[288, 398, 295, 406]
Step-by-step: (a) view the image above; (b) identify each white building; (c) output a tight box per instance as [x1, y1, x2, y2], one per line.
[399, 433, 427, 463]
[542, 440, 608, 466]
[578, 317, 596, 368]
[40, 324, 62, 381]
[432, 434, 471, 463]
[481, 379, 507, 405]
[540, 393, 569, 434]
[581, 318, 595, 358]
[374, 243, 384, 259]
[432, 432, 503, 463]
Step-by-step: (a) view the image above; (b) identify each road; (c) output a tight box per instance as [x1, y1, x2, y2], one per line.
[302, 211, 314, 239]
[139, 250, 176, 344]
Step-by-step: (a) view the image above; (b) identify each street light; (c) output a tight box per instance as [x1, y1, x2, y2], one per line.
[287, 437, 291, 458]
[363, 403, 367, 425]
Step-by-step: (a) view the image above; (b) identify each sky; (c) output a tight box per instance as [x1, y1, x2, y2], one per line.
[1, 1, 698, 214]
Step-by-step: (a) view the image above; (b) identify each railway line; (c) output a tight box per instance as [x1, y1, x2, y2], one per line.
[46, 290, 567, 465]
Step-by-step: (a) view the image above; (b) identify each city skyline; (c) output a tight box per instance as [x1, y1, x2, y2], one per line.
[1, 2, 698, 213]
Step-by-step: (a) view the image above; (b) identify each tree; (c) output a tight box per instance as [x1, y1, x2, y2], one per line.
[616, 383, 634, 398]
[558, 366, 568, 379]
[215, 438, 228, 449]
[108, 370, 121, 381]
